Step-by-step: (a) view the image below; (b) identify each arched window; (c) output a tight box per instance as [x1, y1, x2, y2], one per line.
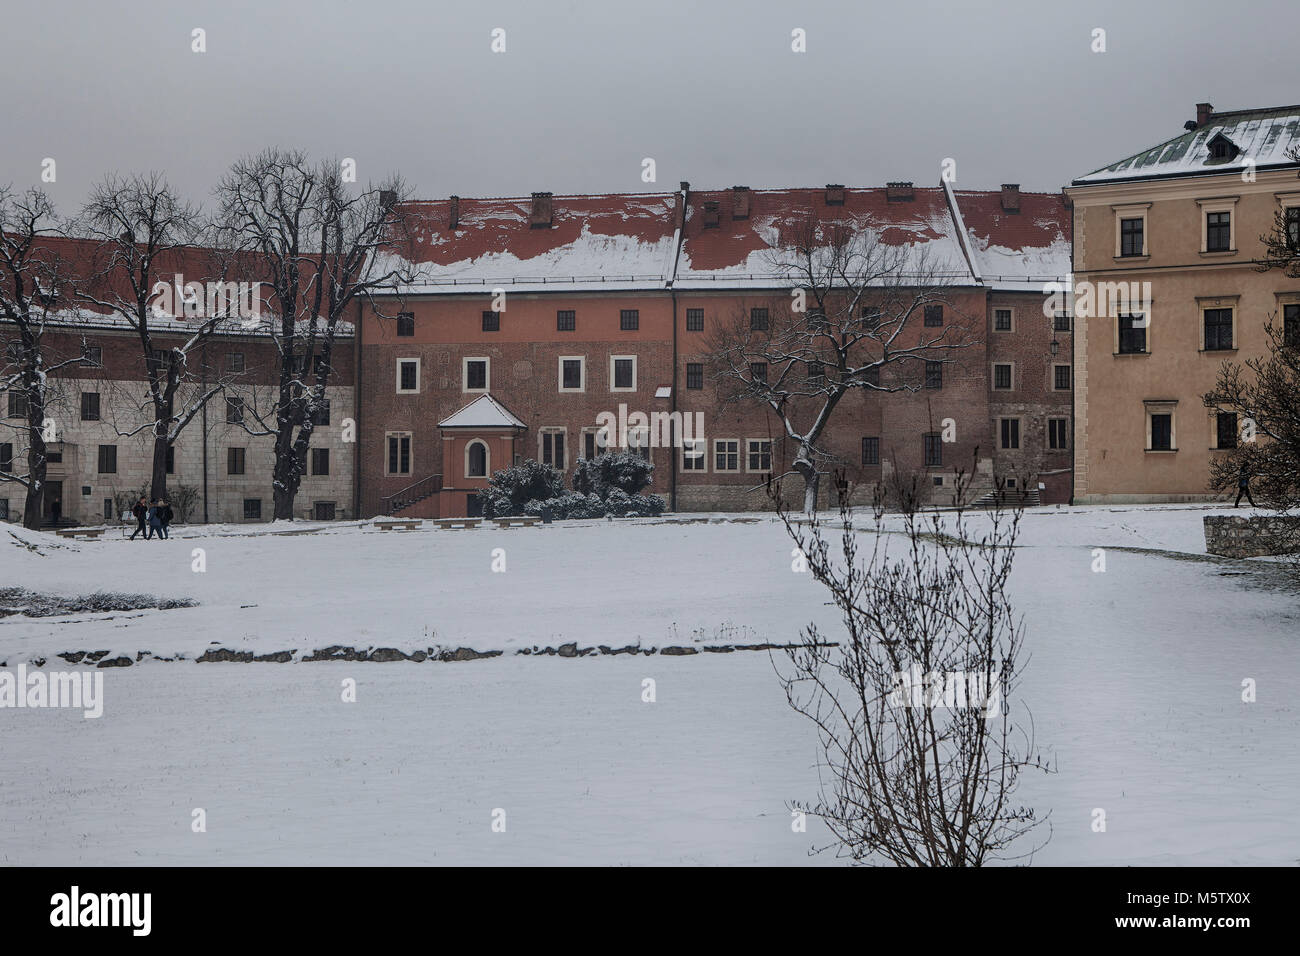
[466, 440, 489, 478]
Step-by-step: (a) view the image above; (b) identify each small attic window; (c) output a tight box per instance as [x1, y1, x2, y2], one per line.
[1206, 134, 1239, 163]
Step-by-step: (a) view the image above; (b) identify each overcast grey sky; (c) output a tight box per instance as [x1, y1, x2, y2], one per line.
[3, 0, 1297, 210]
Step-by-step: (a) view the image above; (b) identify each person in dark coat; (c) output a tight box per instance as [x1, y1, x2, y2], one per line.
[130, 497, 149, 540]
[158, 499, 174, 539]
[147, 501, 162, 540]
[1235, 463, 1256, 508]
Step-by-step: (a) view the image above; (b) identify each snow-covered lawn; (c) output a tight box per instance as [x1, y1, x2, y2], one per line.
[1, 504, 1297, 865]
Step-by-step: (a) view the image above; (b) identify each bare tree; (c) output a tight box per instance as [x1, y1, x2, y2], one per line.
[77, 173, 230, 503]
[706, 216, 974, 513]
[214, 148, 414, 520]
[1257, 145, 1300, 276]
[774, 469, 1051, 865]
[0, 187, 87, 529]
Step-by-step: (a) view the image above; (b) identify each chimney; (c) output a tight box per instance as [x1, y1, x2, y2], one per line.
[379, 189, 397, 210]
[1000, 184, 1020, 213]
[529, 191, 553, 229]
[703, 200, 720, 228]
[448, 196, 460, 230]
[1196, 102, 1215, 128]
[825, 184, 845, 206]
[731, 186, 751, 220]
[886, 182, 914, 202]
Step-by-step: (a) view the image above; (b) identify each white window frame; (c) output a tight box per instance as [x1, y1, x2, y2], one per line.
[1112, 203, 1151, 258]
[713, 438, 740, 472]
[465, 438, 490, 478]
[610, 354, 638, 393]
[992, 306, 1015, 333]
[997, 416, 1022, 451]
[1052, 363, 1071, 391]
[396, 357, 421, 394]
[1144, 401, 1178, 453]
[1197, 296, 1239, 352]
[385, 431, 413, 476]
[558, 355, 586, 393]
[745, 438, 773, 473]
[1197, 196, 1238, 254]
[991, 362, 1014, 391]
[681, 438, 708, 472]
[538, 428, 568, 470]
[463, 356, 490, 393]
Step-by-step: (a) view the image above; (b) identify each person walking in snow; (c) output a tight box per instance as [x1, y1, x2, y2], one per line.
[147, 500, 163, 540]
[1235, 463, 1256, 508]
[158, 499, 173, 539]
[130, 496, 149, 540]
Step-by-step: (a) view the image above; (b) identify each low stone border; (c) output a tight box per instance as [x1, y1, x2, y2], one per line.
[1204, 514, 1300, 558]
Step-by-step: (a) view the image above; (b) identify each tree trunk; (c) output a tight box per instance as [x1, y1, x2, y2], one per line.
[21, 386, 47, 530]
[149, 430, 170, 503]
[271, 435, 301, 521]
[794, 457, 820, 515]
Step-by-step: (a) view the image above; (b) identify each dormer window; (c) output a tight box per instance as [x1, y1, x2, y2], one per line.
[1206, 133, 1239, 162]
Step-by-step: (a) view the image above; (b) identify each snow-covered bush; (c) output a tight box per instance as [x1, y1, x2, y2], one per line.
[522, 492, 608, 520]
[602, 488, 666, 517]
[480, 460, 566, 517]
[572, 451, 654, 498]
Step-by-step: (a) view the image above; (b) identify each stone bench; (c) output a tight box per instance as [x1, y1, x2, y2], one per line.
[374, 519, 423, 532]
[431, 518, 482, 530]
[493, 516, 541, 529]
[56, 527, 108, 540]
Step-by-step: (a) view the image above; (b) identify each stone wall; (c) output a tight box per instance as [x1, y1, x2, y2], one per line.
[1203, 514, 1300, 558]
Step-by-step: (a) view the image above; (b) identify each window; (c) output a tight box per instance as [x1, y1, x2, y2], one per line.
[686, 362, 704, 390]
[808, 360, 825, 384]
[923, 433, 942, 468]
[1203, 308, 1233, 351]
[999, 418, 1020, 450]
[557, 310, 576, 332]
[313, 356, 331, 379]
[397, 358, 420, 393]
[387, 433, 411, 475]
[1216, 411, 1238, 450]
[310, 447, 329, 476]
[994, 309, 1012, 332]
[104, 498, 113, 520]
[924, 304, 944, 327]
[610, 355, 636, 391]
[7, 391, 27, 418]
[0, 500, 8, 520]
[993, 364, 1012, 390]
[1053, 365, 1071, 390]
[80, 391, 100, 421]
[466, 440, 488, 478]
[620, 309, 639, 331]
[1048, 418, 1068, 450]
[861, 436, 880, 466]
[97, 444, 117, 474]
[1286, 207, 1300, 250]
[749, 362, 768, 384]
[1149, 413, 1173, 451]
[397, 312, 415, 337]
[1285, 304, 1300, 347]
[46, 447, 61, 463]
[541, 430, 566, 470]
[311, 398, 331, 426]
[1206, 211, 1231, 252]
[226, 396, 244, 424]
[1118, 313, 1147, 354]
[749, 308, 769, 331]
[244, 498, 262, 520]
[714, 439, 739, 472]
[165, 445, 175, 475]
[83, 346, 102, 367]
[482, 310, 500, 332]
[227, 447, 246, 475]
[463, 357, 489, 392]
[1054, 312, 1072, 333]
[746, 439, 772, 472]
[1120, 218, 1144, 257]
[314, 501, 337, 520]
[627, 427, 650, 461]
[682, 439, 707, 471]
[559, 357, 585, 392]
[0, 442, 12, 472]
[686, 308, 704, 331]
[924, 361, 942, 389]
[226, 352, 244, 372]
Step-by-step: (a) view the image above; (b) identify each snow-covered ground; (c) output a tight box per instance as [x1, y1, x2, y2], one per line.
[1, 504, 1297, 865]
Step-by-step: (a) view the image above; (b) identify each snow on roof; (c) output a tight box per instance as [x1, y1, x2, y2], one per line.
[438, 393, 528, 429]
[1073, 105, 1300, 185]
[673, 187, 976, 289]
[950, 189, 1072, 291]
[376, 193, 683, 294]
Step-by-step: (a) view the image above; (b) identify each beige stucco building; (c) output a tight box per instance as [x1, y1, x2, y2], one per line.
[1067, 103, 1300, 503]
